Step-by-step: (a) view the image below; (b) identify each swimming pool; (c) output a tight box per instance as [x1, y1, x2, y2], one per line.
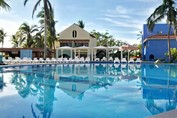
[0, 63, 176, 118]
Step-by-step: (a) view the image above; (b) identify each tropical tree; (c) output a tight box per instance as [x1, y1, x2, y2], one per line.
[137, 31, 143, 40]
[77, 20, 85, 29]
[11, 35, 19, 47]
[19, 22, 38, 48]
[36, 7, 57, 50]
[0, 0, 10, 10]
[33, 31, 44, 48]
[147, 0, 177, 62]
[11, 31, 25, 48]
[24, 0, 54, 58]
[0, 28, 7, 47]
[90, 30, 124, 47]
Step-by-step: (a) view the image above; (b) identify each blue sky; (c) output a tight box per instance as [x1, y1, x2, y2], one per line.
[0, 0, 161, 47]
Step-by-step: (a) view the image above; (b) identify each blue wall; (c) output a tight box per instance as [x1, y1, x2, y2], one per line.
[144, 39, 177, 61]
[142, 24, 174, 61]
[143, 24, 173, 40]
[20, 50, 32, 59]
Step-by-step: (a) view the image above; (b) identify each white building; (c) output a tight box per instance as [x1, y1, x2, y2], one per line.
[56, 23, 97, 60]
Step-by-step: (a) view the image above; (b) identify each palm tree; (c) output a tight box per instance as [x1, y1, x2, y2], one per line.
[0, 28, 7, 47]
[137, 31, 143, 40]
[24, 0, 53, 58]
[0, 0, 10, 11]
[36, 7, 57, 50]
[77, 20, 85, 29]
[19, 22, 38, 48]
[11, 35, 19, 47]
[33, 31, 44, 48]
[147, 0, 177, 62]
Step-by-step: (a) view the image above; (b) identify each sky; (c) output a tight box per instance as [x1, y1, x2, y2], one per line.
[0, 0, 162, 47]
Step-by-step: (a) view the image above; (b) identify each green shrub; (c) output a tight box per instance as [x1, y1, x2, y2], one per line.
[165, 48, 177, 62]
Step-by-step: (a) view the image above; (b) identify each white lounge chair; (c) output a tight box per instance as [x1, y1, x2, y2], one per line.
[135, 58, 141, 63]
[39, 58, 45, 63]
[14, 57, 22, 64]
[128, 58, 134, 63]
[85, 57, 90, 63]
[114, 57, 120, 63]
[108, 57, 113, 61]
[45, 58, 52, 63]
[80, 57, 85, 63]
[74, 57, 80, 63]
[68, 58, 74, 63]
[22, 57, 31, 63]
[32, 58, 39, 63]
[121, 58, 127, 63]
[51, 58, 57, 63]
[2, 57, 9, 64]
[56, 58, 62, 63]
[63, 58, 69, 63]
[101, 57, 106, 61]
[95, 58, 100, 61]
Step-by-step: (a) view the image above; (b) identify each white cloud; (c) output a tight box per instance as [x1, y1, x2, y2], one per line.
[115, 5, 128, 14]
[106, 5, 132, 15]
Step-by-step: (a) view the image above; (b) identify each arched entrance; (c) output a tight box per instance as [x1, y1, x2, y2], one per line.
[149, 54, 154, 61]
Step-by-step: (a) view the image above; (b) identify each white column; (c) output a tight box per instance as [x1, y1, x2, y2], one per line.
[128, 50, 130, 61]
[87, 49, 89, 58]
[121, 50, 123, 61]
[91, 49, 93, 61]
[56, 48, 58, 58]
[61, 49, 63, 58]
[74, 49, 76, 58]
[79, 50, 80, 58]
[71, 49, 72, 59]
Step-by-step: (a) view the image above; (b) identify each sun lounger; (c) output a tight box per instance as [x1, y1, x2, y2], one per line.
[51, 58, 57, 63]
[80, 57, 85, 63]
[45, 58, 52, 63]
[85, 57, 90, 63]
[128, 58, 134, 63]
[108, 57, 113, 61]
[135, 58, 141, 63]
[56, 58, 62, 63]
[101, 57, 106, 61]
[121, 58, 127, 63]
[32, 58, 39, 63]
[95, 58, 100, 61]
[39, 58, 45, 63]
[114, 57, 120, 63]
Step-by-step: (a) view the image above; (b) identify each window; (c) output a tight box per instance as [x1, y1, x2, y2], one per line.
[72, 30, 77, 38]
[75, 43, 88, 47]
[60, 43, 72, 47]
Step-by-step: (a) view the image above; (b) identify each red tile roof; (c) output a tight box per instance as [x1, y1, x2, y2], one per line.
[148, 34, 176, 39]
[144, 34, 177, 43]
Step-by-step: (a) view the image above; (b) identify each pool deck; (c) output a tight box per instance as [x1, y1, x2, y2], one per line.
[149, 109, 177, 118]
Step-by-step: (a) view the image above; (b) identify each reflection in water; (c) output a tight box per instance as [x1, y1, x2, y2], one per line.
[0, 68, 5, 92]
[141, 64, 177, 115]
[9, 65, 57, 118]
[0, 63, 141, 118]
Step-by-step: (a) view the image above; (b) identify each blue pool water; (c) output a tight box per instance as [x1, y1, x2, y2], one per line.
[0, 63, 177, 118]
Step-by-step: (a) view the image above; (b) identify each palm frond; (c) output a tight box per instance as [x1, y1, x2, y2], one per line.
[32, 0, 42, 18]
[24, 0, 29, 6]
[0, 0, 11, 10]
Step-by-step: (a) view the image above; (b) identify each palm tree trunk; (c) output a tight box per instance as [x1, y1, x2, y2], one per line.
[43, 0, 47, 59]
[168, 23, 172, 63]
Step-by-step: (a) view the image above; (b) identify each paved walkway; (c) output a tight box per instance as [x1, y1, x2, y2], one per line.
[149, 109, 177, 118]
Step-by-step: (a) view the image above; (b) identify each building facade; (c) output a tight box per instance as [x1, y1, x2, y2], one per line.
[56, 24, 97, 59]
[142, 24, 175, 61]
